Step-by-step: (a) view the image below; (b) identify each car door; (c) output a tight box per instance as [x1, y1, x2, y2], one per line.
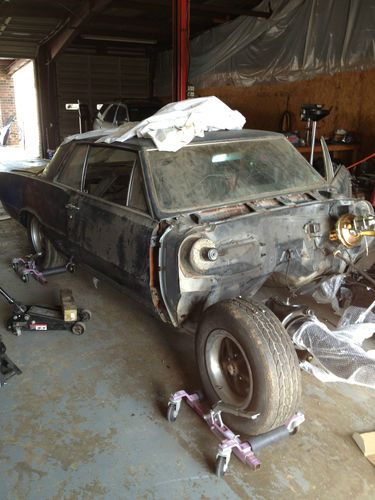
[67, 144, 156, 301]
[52, 143, 89, 255]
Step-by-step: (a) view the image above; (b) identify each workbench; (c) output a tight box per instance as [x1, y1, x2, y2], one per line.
[296, 143, 360, 163]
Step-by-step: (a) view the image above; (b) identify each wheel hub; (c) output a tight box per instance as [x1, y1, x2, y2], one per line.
[205, 329, 253, 408]
[226, 362, 238, 377]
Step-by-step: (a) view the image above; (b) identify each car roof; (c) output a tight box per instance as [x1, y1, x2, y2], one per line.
[74, 129, 283, 151]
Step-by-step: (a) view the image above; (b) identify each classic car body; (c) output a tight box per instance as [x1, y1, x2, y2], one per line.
[1, 129, 373, 435]
[92, 100, 161, 130]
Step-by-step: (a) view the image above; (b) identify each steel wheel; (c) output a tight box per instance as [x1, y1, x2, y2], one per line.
[205, 329, 253, 409]
[29, 217, 45, 255]
[27, 214, 66, 269]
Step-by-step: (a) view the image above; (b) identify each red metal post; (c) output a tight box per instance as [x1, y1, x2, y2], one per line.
[172, 0, 190, 101]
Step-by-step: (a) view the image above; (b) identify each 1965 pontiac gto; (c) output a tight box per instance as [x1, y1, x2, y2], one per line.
[0, 129, 374, 435]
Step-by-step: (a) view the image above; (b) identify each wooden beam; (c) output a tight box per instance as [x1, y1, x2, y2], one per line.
[46, 0, 113, 61]
[35, 45, 60, 155]
[4, 59, 30, 76]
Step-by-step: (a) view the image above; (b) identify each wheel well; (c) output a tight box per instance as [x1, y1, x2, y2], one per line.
[19, 210, 30, 227]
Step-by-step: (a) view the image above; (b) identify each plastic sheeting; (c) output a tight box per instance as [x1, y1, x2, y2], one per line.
[293, 301, 375, 389]
[100, 96, 246, 152]
[312, 274, 352, 314]
[154, 0, 375, 93]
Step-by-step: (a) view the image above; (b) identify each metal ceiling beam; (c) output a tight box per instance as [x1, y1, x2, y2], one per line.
[45, 0, 113, 61]
[191, 1, 272, 18]
[3, 58, 29, 76]
[0, 4, 66, 19]
[110, 0, 271, 18]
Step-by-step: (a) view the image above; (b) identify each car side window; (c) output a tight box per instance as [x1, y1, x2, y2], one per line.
[127, 162, 148, 213]
[41, 142, 72, 180]
[83, 146, 136, 207]
[115, 104, 128, 124]
[57, 144, 88, 189]
[103, 104, 117, 124]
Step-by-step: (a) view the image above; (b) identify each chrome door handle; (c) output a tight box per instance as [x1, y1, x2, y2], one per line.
[65, 203, 80, 211]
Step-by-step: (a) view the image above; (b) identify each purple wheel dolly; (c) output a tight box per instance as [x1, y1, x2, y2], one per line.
[167, 390, 305, 477]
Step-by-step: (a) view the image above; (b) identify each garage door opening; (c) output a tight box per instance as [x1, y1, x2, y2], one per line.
[0, 59, 41, 159]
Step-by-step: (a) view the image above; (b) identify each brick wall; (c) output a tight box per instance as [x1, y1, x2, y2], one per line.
[0, 70, 19, 145]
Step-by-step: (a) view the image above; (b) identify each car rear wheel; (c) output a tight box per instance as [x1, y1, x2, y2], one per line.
[27, 215, 65, 269]
[196, 299, 301, 436]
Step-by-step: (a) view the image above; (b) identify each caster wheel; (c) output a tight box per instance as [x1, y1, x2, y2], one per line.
[80, 309, 92, 321]
[71, 322, 86, 335]
[67, 263, 75, 273]
[12, 263, 17, 271]
[215, 456, 228, 478]
[167, 403, 178, 423]
[22, 274, 29, 283]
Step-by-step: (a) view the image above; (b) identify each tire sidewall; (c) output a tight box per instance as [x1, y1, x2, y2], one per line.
[196, 299, 300, 435]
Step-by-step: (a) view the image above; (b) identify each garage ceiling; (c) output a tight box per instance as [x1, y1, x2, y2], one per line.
[0, 0, 271, 59]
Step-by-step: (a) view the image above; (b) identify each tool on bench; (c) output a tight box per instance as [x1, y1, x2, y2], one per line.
[0, 336, 22, 387]
[167, 390, 305, 478]
[12, 255, 75, 284]
[0, 285, 91, 336]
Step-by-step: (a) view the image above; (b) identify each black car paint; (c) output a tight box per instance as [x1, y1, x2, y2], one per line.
[0, 130, 372, 329]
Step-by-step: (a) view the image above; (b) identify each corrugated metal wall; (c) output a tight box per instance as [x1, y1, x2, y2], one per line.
[56, 53, 151, 139]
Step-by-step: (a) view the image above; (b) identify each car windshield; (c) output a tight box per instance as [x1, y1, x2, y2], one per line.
[145, 136, 326, 213]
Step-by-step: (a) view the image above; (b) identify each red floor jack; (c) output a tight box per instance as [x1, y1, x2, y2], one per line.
[12, 255, 75, 284]
[0, 285, 91, 336]
[167, 390, 305, 478]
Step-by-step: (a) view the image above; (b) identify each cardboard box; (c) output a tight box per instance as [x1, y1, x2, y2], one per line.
[352, 431, 375, 466]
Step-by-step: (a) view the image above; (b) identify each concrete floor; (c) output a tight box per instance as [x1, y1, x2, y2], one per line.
[0, 218, 374, 500]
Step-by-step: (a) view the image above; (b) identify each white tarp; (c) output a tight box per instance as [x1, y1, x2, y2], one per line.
[154, 0, 375, 93]
[100, 96, 246, 152]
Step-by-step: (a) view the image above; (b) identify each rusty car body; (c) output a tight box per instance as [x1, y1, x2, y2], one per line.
[0, 129, 374, 435]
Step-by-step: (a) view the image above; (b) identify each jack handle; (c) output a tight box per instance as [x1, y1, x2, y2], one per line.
[0, 286, 27, 313]
[248, 412, 305, 453]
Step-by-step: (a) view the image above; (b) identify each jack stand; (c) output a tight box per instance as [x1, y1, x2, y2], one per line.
[11, 255, 75, 284]
[0, 337, 22, 387]
[167, 390, 305, 478]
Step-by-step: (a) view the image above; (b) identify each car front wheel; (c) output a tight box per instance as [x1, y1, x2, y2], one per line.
[196, 299, 301, 436]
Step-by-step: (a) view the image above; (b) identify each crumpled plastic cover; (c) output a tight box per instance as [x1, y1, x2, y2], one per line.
[100, 96, 246, 152]
[293, 300, 375, 388]
[312, 274, 352, 314]
[61, 123, 137, 145]
[154, 0, 375, 93]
